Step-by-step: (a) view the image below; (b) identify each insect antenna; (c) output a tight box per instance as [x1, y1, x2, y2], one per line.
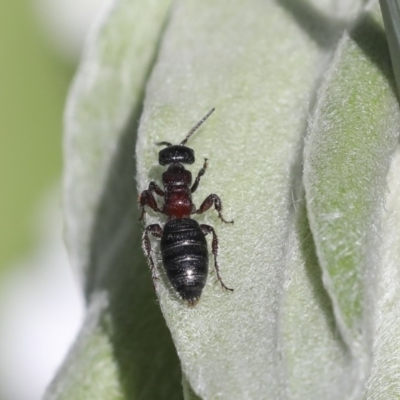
[156, 141, 172, 147]
[180, 108, 215, 146]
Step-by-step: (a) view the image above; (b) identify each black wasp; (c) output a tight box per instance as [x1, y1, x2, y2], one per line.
[139, 108, 233, 306]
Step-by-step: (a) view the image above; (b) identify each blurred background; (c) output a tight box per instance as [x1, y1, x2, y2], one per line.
[0, 1, 107, 399]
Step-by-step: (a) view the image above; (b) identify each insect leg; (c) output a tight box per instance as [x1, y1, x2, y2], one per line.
[148, 181, 165, 196]
[142, 224, 163, 289]
[138, 181, 164, 221]
[191, 158, 208, 193]
[195, 194, 234, 223]
[200, 224, 233, 292]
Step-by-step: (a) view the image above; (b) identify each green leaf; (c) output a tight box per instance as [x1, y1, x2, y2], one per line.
[278, 197, 351, 399]
[363, 146, 400, 398]
[45, 0, 181, 399]
[303, 2, 400, 393]
[136, 1, 354, 399]
[46, 0, 400, 398]
[379, 0, 400, 97]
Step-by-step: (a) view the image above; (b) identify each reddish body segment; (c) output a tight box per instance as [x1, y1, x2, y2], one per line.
[162, 164, 194, 218]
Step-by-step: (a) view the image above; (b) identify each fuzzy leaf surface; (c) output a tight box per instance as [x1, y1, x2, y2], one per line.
[136, 1, 356, 399]
[303, 3, 400, 393]
[45, 0, 180, 399]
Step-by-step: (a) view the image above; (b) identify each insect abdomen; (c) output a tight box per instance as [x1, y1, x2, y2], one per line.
[161, 218, 208, 305]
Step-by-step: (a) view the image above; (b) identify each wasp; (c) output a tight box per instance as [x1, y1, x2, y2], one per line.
[139, 108, 233, 306]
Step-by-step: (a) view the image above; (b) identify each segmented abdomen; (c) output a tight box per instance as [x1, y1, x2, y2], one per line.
[161, 218, 208, 305]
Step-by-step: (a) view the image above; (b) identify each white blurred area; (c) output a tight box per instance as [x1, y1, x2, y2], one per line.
[33, 0, 110, 62]
[0, 187, 85, 400]
[0, 1, 110, 399]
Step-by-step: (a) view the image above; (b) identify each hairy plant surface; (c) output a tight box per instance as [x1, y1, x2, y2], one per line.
[44, 1, 400, 399]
